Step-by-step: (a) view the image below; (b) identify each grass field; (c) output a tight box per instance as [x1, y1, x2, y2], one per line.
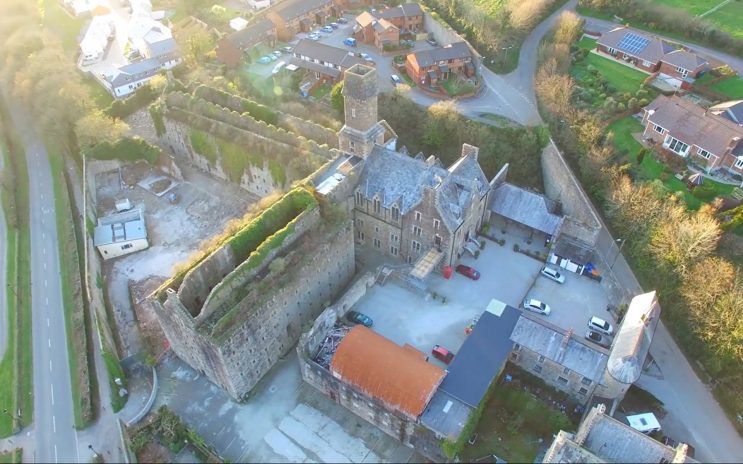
[608, 116, 735, 209]
[577, 37, 597, 50]
[654, 0, 743, 39]
[710, 75, 743, 99]
[102, 349, 127, 413]
[0, 449, 22, 463]
[40, 0, 85, 55]
[653, 0, 721, 16]
[586, 54, 649, 94]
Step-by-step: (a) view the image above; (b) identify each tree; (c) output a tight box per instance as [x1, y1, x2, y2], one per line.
[330, 81, 344, 114]
[75, 110, 130, 148]
[553, 11, 584, 46]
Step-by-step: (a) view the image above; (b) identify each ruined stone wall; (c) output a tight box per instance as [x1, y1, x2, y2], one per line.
[155, 220, 356, 400]
[541, 139, 601, 247]
[177, 246, 236, 318]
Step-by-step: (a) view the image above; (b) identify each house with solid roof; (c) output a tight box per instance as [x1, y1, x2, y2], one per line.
[216, 19, 277, 68]
[641, 95, 743, 176]
[405, 42, 474, 87]
[93, 209, 149, 260]
[266, 0, 338, 41]
[596, 27, 708, 89]
[375, 3, 424, 33]
[353, 11, 400, 50]
[290, 39, 366, 84]
[709, 99, 743, 125]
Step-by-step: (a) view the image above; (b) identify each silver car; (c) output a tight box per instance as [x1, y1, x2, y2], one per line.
[522, 298, 551, 316]
[588, 316, 614, 335]
[540, 266, 565, 283]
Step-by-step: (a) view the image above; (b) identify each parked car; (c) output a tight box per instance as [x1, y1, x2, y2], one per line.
[359, 52, 374, 63]
[320, 25, 334, 33]
[522, 298, 551, 315]
[455, 264, 480, 280]
[343, 37, 357, 47]
[281, 45, 293, 53]
[272, 50, 283, 57]
[329, 22, 339, 29]
[540, 266, 565, 283]
[337, 17, 349, 24]
[390, 74, 402, 86]
[585, 330, 611, 348]
[426, 38, 438, 46]
[308, 34, 321, 41]
[267, 53, 278, 61]
[257, 55, 272, 64]
[346, 310, 373, 327]
[588, 316, 614, 335]
[431, 345, 454, 364]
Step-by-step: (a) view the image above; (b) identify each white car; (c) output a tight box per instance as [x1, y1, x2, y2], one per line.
[522, 298, 551, 316]
[540, 266, 565, 284]
[588, 316, 614, 335]
[359, 52, 374, 63]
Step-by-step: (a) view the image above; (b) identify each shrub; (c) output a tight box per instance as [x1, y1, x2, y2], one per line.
[105, 83, 159, 119]
[691, 183, 716, 200]
[637, 148, 646, 164]
[84, 137, 159, 164]
[628, 97, 638, 109]
[149, 103, 166, 136]
[639, 98, 649, 107]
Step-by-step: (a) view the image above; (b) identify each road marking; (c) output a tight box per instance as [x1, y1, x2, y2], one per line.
[43, 262, 47, 270]
[49, 360, 52, 372]
[45, 297, 49, 306]
[48, 338, 51, 348]
[43, 248, 46, 255]
[40, 193, 43, 200]
[44, 279, 47, 288]
[47, 318, 50, 327]
[53, 415, 56, 432]
[51, 384, 54, 405]
[42, 232, 45, 239]
[54, 444, 58, 463]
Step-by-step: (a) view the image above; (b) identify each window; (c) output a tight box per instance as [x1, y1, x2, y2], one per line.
[607, 47, 617, 54]
[314, 71, 321, 80]
[356, 230, 365, 241]
[121, 243, 133, 250]
[351, 108, 356, 118]
[581, 377, 592, 386]
[697, 148, 711, 159]
[538, 355, 545, 363]
[562, 367, 570, 375]
[578, 387, 589, 395]
[373, 198, 381, 214]
[533, 365, 543, 374]
[653, 124, 664, 134]
[667, 137, 689, 156]
[390, 246, 398, 256]
[355, 191, 363, 205]
[514, 343, 521, 351]
[736, 157, 743, 169]
[412, 225, 422, 237]
[510, 352, 518, 360]
[373, 238, 381, 248]
[433, 219, 440, 230]
[642, 60, 652, 67]
[374, 226, 379, 233]
[557, 376, 568, 385]
[411, 240, 421, 253]
[391, 206, 400, 222]
[415, 211, 422, 221]
[356, 218, 364, 228]
[676, 66, 689, 78]
[390, 233, 399, 243]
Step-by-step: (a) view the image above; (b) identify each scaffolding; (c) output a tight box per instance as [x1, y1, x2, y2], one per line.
[313, 324, 351, 369]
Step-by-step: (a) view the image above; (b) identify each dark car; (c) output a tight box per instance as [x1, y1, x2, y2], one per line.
[455, 264, 480, 280]
[337, 17, 349, 24]
[585, 330, 611, 348]
[346, 310, 373, 327]
[432, 345, 454, 364]
[426, 38, 438, 46]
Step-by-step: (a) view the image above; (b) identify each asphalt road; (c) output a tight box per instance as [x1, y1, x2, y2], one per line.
[0, 146, 7, 360]
[6, 100, 80, 463]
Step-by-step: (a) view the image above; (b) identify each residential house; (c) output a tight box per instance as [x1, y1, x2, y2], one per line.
[266, 0, 338, 41]
[709, 100, 743, 125]
[353, 11, 399, 50]
[79, 14, 115, 62]
[104, 55, 176, 97]
[94, 209, 149, 260]
[543, 404, 695, 463]
[216, 19, 277, 67]
[290, 39, 365, 84]
[596, 27, 708, 89]
[244, 0, 271, 10]
[375, 3, 424, 33]
[596, 27, 676, 73]
[405, 42, 474, 87]
[127, 15, 172, 58]
[642, 95, 743, 176]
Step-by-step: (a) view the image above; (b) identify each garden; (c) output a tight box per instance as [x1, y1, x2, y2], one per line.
[694, 70, 743, 100]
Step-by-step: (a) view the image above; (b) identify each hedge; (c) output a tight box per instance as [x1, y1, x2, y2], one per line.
[105, 84, 158, 119]
[84, 137, 159, 164]
[193, 84, 278, 126]
[189, 129, 218, 166]
[149, 102, 166, 136]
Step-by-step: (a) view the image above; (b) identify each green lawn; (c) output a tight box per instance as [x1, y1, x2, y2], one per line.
[608, 116, 736, 210]
[102, 349, 127, 413]
[441, 77, 476, 97]
[310, 83, 331, 100]
[577, 37, 597, 50]
[40, 0, 85, 55]
[584, 53, 649, 94]
[0, 449, 22, 464]
[82, 76, 114, 109]
[710, 75, 743, 99]
[704, 1, 743, 38]
[653, 0, 721, 16]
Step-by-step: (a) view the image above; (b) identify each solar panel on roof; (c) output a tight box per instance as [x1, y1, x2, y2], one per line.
[617, 32, 651, 56]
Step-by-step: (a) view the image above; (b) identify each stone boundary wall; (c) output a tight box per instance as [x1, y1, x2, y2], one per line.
[422, 10, 482, 65]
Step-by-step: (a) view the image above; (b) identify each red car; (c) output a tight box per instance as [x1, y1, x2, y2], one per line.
[455, 264, 480, 280]
[431, 345, 455, 364]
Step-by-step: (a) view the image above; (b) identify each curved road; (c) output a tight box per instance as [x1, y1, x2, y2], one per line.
[6, 100, 80, 463]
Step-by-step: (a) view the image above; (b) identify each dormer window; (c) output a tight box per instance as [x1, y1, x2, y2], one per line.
[415, 211, 422, 221]
[391, 205, 400, 222]
[373, 198, 381, 214]
[355, 191, 363, 205]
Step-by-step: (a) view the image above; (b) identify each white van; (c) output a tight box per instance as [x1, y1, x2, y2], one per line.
[626, 412, 661, 434]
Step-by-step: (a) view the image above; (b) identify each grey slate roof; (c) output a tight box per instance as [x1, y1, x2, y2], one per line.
[710, 99, 743, 125]
[583, 413, 678, 463]
[420, 390, 473, 440]
[357, 145, 488, 231]
[439, 304, 520, 408]
[145, 37, 177, 58]
[226, 19, 276, 49]
[274, 0, 332, 22]
[510, 314, 609, 383]
[488, 183, 563, 236]
[607, 291, 660, 384]
[94, 209, 147, 246]
[410, 41, 471, 68]
[107, 57, 163, 87]
[660, 49, 708, 71]
[598, 27, 675, 63]
[293, 39, 364, 69]
[377, 3, 424, 19]
[645, 95, 743, 157]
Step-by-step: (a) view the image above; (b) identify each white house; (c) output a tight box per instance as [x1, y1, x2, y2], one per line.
[230, 17, 250, 31]
[94, 209, 149, 260]
[80, 14, 115, 62]
[245, 0, 271, 10]
[128, 15, 172, 57]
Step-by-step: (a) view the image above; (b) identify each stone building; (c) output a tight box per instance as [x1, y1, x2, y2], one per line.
[151, 187, 355, 400]
[543, 404, 695, 463]
[266, 0, 338, 41]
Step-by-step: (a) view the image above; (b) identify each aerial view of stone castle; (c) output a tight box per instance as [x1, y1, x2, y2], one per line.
[1, 0, 743, 463]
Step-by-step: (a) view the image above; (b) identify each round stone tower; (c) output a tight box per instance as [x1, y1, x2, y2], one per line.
[338, 64, 386, 157]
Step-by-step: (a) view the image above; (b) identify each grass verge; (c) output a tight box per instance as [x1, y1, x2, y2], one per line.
[0, 103, 34, 437]
[102, 349, 127, 413]
[0, 448, 22, 463]
[48, 153, 92, 428]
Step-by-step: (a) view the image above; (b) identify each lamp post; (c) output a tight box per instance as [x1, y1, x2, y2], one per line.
[610, 238, 626, 270]
[88, 444, 100, 458]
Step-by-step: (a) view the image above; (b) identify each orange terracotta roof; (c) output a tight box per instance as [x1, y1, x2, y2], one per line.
[330, 326, 446, 419]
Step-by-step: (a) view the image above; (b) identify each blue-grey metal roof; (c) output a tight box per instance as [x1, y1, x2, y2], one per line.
[488, 183, 563, 236]
[145, 37, 177, 57]
[438, 304, 520, 408]
[108, 57, 163, 87]
[419, 390, 473, 440]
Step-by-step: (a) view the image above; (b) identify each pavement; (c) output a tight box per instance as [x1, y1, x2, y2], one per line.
[6, 99, 81, 463]
[0, 143, 8, 360]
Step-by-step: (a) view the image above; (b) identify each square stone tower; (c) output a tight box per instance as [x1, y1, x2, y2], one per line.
[338, 64, 388, 158]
